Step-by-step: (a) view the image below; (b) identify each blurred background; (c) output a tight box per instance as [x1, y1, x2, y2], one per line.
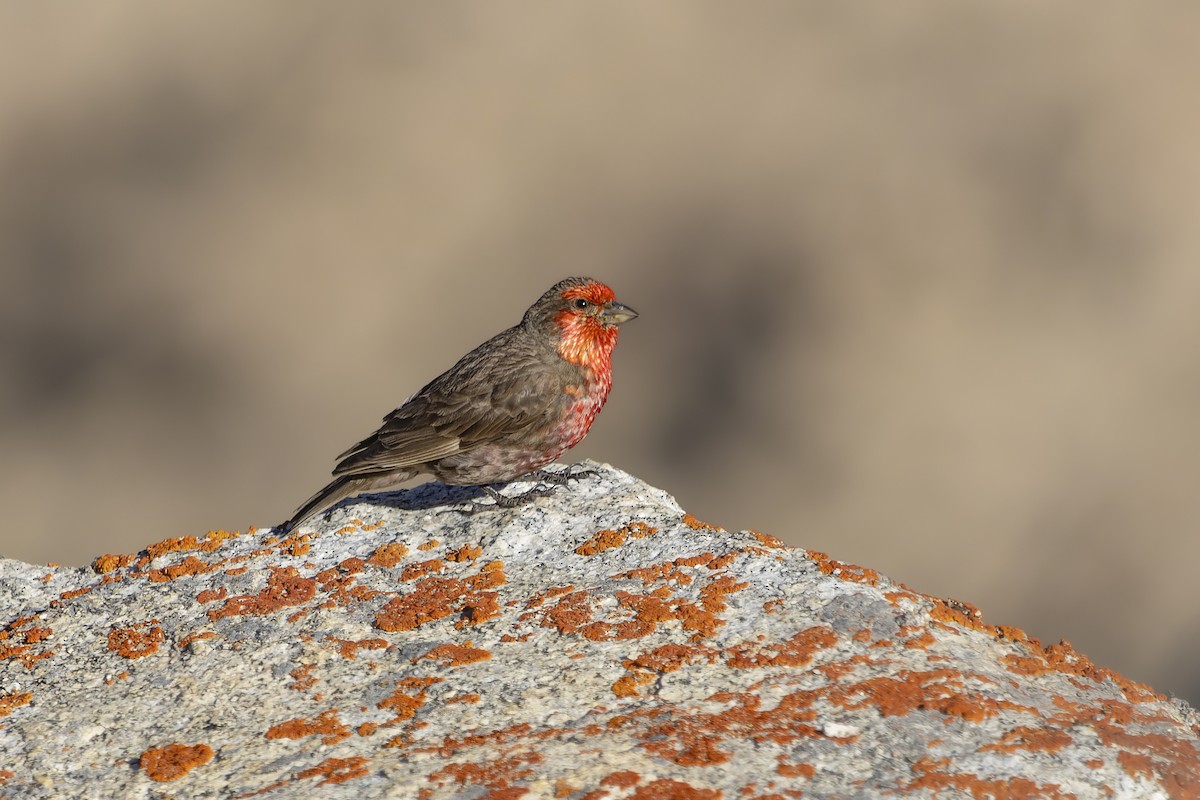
[3, 3, 1199, 705]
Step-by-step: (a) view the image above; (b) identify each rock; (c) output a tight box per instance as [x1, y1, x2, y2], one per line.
[1, 462, 1197, 799]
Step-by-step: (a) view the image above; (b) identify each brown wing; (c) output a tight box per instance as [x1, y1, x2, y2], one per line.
[331, 327, 570, 479]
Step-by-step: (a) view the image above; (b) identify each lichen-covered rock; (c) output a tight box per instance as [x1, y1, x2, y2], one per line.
[1, 462, 1197, 798]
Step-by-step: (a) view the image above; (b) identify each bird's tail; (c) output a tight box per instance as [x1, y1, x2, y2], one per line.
[281, 475, 361, 533]
[284, 470, 418, 533]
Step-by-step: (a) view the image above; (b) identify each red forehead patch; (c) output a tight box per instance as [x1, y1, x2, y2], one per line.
[560, 281, 616, 305]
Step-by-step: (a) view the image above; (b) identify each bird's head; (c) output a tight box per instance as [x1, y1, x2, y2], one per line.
[524, 277, 638, 369]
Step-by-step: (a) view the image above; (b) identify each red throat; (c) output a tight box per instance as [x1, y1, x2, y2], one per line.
[554, 282, 620, 371]
[556, 316, 619, 371]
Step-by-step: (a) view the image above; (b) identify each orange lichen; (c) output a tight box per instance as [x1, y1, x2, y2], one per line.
[265, 710, 350, 745]
[994, 624, 1029, 641]
[982, 726, 1073, 754]
[145, 531, 238, 560]
[447, 693, 481, 704]
[375, 563, 503, 633]
[905, 757, 1074, 799]
[815, 653, 879, 681]
[614, 592, 674, 632]
[447, 544, 483, 562]
[459, 591, 501, 627]
[574, 522, 658, 556]
[107, 621, 164, 659]
[207, 567, 317, 620]
[776, 760, 816, 778]
[418, 540, 440, 551]
[612, 694, 822, 775]
[613, 560, 695, 586]
[411, 721, 539, 760]
[928, 598, 990, 633]
[676, 553, 720, 568]
[145, 555, 225, 583]
[613, 671, 656, 698]
[296, 756, 370, 786]
[416, 643, 492, 667]
[538, 572, 747, 644]
[92, 553, 133, 574]
[1032, 696, 1200, 788]
[375, 578, 466, 632]
[288, 664, 317, 691]
[313, 567, 382, 610]
[58, 586, 91, 601]
[627, 644, 713, 673]
[726, 627, 838, 669]
[337, 557, 365, 574]
[629, 779, 722, 800]
[905, 630, 936, 650]
[277, 535, 310, 557]
[673, 574, 747, 640]
[378, 687, 426, 723]
[822, 669, 1034, 723]
[605, 669, 1045, 768]
[884, 589, 922, 606]
[642, 730, 731, 767]
[599, 771, 641, 790]
[524, 584, 576, 609]
[139, 743, 214, 782]
[751, 531, 787, 548]
[681, 513, 720, 531]
[470, 563, 507, 587]
[196, 587, 228, 605]
[398, 676, 444, 693]
[401, 558, 445, 581]
[806, 551, 880, 586]
[699, 574, 748, 613]
[20, 625, 50, 645]
[0, 617, 55, 669]
[901, 587, 1168, 706]
[176, 631, 217, 650]
[0, 691, 32, 717]
[367, 542, 410, 568]
[612, 551, 745, 588]
[426, 752, 542, 798]
[327, 636, 388, 660]
[540, 590, 631, 641]
[708, 552, 738, 569]
[1003, 639, 1161, 704]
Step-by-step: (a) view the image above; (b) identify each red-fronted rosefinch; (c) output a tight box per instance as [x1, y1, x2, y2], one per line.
[283, 277, 637, 530]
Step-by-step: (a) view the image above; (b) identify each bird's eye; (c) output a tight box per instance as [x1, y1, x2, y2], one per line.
[573, 298, 589, 310]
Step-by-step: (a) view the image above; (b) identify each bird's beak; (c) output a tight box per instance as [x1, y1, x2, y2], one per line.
[600, 300, 638, 326]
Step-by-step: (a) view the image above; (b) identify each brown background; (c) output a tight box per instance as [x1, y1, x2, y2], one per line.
[3, 3, 1199, 706]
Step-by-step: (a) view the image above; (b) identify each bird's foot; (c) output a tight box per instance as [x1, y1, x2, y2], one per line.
[448, 467, 596, 514]
[484, 484, 558, 507]
[448, 485, 553, 516]
[524, 465, 599, 486]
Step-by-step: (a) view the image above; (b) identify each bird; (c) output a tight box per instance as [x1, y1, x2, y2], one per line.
[282, 276, 637, 531]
